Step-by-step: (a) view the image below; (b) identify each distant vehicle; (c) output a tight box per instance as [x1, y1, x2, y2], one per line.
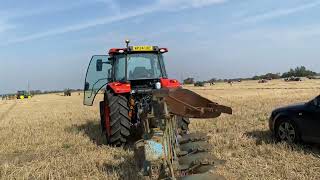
[258, 79, 268, 83]
[194, 81, 205, 87]
[64, 89, 72, 96]
[284, 77, 302, 82]
[227, 80, 233, 86]
[17, 91, 31, 99]
[307, 76, 320, 80]
[269, 95, 320, 143]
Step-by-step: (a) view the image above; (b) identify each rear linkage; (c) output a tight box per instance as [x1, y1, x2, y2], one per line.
[134, 88, 232, 180]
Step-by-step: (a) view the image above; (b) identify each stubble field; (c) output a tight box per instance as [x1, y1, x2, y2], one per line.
[0, 80, 319, 179]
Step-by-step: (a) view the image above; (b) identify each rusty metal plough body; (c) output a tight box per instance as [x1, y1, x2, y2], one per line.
[134, 88, 232, 179]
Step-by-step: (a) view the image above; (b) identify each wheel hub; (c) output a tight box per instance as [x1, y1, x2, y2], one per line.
[278, 122, 295, 142]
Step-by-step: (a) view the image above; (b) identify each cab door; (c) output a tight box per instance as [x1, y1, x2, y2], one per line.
[84, 55, 112, 106]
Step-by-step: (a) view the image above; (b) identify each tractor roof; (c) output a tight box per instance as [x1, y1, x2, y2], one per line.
[108, 46, 168, 55]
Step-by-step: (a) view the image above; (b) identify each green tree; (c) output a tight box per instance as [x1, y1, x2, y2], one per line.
[281, 66, 316, 78]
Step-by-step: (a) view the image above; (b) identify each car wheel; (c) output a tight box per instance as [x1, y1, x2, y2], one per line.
[275, 118, 300, 143]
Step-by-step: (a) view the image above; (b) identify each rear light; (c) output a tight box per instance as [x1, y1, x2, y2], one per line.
[170, 80, 177, 83]
[109, 48, 126, 54]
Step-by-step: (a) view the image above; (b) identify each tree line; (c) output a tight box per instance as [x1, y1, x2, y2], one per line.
[29, 89, 83, 95]
[183, 66, 319, 84]
[252, 66, 318, 80]
[0, 89, 83, 97]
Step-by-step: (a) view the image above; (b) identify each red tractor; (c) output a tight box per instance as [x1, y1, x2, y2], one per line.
[84, 40, 189, 146]
[84, 41, 232, 178]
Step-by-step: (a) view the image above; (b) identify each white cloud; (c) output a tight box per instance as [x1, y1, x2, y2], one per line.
[0, 19, 14, 34]
[94, 0, 121, 14]
[157, 0, 227, 10]
[5, 0, 227, 45]
[0, 1, 99, 38]
[6, 5, 159, 44]
[232, 24, 320, 43]
[238, 1, 320, 24]
[0, 1, 94, 20]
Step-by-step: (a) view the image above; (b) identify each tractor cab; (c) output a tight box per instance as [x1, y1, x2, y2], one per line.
[84, 41, 179, 106]
[17, 91, 31, 99]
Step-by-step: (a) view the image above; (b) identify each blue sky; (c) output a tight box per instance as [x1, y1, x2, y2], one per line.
[1, 0, 320, 93]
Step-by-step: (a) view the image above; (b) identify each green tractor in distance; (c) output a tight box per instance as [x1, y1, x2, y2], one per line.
[17, 91, 31, 99]
[64, 89, 72, 96]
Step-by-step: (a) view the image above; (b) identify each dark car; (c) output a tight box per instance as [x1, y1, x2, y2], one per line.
[269, 95, 320, 143]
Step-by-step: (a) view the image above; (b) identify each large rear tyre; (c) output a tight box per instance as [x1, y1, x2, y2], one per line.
[103, 91, 131, 146]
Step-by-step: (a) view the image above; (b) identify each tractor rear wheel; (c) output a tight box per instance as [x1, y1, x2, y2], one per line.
[177, 116, 190, 135]
[105, 91, 131, 146]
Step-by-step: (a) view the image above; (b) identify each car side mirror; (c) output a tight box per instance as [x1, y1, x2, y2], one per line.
[96, 59, 103, 71]
[84, 82, 90, 91]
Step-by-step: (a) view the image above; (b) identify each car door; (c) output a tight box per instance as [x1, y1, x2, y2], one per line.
[84, 55, 111, 106]
[301, 98, 320, 140]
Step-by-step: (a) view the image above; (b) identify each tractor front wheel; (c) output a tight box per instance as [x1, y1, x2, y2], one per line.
[103, 91, 131, 146]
